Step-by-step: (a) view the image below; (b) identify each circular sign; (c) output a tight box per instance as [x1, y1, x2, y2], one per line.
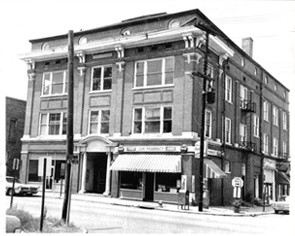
[232, 177, 244, 187]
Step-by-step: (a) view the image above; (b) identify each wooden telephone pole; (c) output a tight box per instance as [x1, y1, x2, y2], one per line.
[61, 30, 74, 223]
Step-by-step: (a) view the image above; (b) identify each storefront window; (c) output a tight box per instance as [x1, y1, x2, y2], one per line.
[28, 160, 41, 182]
[120, 172, 142, 190]
[156, 173, 181, 193]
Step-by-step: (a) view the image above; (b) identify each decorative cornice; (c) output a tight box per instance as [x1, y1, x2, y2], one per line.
[77, 52, 86, 64]
[25, 59, 35, 70]
[116, 61, 125, 72]
[115, 46, 124, 58]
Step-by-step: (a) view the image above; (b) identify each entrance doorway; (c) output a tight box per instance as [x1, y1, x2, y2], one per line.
[144, 172, 154, 201]
[87, 153, 107, 194]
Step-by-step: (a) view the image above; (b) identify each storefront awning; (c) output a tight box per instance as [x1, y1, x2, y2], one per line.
[276, 170, 290, 184]
[110, 154, 181, 173]
[204, 159, 228, 178]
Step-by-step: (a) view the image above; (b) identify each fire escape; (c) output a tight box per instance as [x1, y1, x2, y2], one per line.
[239, 99, 256, 152]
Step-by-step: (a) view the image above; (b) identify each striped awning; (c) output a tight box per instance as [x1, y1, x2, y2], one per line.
[276, 170, 290, 184]
[204, 159, 228, 178]
[110, 154, 181, 173]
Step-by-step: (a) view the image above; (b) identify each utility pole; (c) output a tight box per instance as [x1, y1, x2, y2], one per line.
[193, 22, 218, 212]
[61, 30, 74, 223]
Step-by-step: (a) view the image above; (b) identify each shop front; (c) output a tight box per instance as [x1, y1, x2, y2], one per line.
[110, 152, 182, 203]
[263, 158, 276, 203]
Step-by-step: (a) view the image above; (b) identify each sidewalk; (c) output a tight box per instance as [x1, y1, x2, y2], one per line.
[45, 191, 274, 217]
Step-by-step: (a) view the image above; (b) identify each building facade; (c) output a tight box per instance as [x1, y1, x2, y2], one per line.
[6, 97, 26, 178]
[19, 9, 290, 205]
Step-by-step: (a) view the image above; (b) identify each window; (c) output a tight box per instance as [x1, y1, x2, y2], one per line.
[253, 115, 259, 137]
[205, 110, 212, 138]
[263, 100, 269, 121]
[273, 106, 278, 126]
[169, 19, 180, 29]
[240, 84, 248, 106]
[225, 75, 232, 103]
[91, 66, 112, 91]
[274, 84, 277, 91]
[133, 106, 172, 134]
[78, 37, 87, 45]
[225, 118, 231, 144]
[263, 133, 269, 154]
[282, 112, 287, 130]
[41, 42, 50, 51]
[121, 28, 131, 36]
[89, 110, 110, 134]
[282, 141, 287, 157]
[224, 160, 231, 173]
[239, 123, 247, 142]
[39, 112, 67, 136]
[272, 137, 278, 157]
[8, 119, 17, 141]
[264, 76, 268, 84]
[28, 160, 40, 182]
[42, 71, 68, 96]
[134, 57, 174, 88]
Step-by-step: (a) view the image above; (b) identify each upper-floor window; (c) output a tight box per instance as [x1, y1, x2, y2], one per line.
[282, 141, 287, 157]
[263, 133, 269, 154]
[134, 57, 174, 88]
[39, 112, 67, 136]
[91, 65, 112, 91]
[263, 100, 269, 122]
[133, 106, 172, 134]
[240, 84, 248, 106]
[282, 112, 287, 130]
[42, 71, 68, 96]
[253, 115, 260, 137]
[205, 110, 212, 138]
[225, 117, 232, 144]
[272, 137, 278, 157]
[89, 110, 110, 134]
[225, 75, 232, 103]
[239, 123, 247, 142]
[224, 160, 231, 173]
[78, 37, 87, 45]
[273, 106, 279, 126]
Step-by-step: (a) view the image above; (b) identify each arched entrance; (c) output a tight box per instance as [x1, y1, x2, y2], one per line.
[77, 136, 114, 195]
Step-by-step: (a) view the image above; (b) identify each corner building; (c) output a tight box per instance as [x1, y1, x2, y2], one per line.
[20, 9, 290, 206]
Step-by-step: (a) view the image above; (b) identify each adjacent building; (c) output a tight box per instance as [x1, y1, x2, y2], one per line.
[19, 8, 290, 205]
[6, 97, 26, 178]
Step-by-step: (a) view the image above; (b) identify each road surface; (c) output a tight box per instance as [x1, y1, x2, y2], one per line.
[6, 194, 293, 234]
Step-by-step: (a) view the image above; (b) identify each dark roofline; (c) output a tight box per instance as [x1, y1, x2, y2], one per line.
[6, 96, 27, 103]
[28, 8, 289, 91]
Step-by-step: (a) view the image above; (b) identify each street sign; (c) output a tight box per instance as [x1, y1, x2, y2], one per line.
[231, 177, 244, 188]
[12, 158, 20, 170]
[233, 186, 241, 198]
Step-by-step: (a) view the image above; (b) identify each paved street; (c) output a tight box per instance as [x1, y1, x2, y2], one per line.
[6, 194, 293, 234]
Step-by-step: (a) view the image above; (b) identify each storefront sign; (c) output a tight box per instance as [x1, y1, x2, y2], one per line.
[181, 175, 187, 191]
[125, 146, 180, 152]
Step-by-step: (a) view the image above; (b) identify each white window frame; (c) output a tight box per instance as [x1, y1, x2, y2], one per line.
[253, 115, 260, 137]
[239, 123, 247, 142]
[42, 70, 67, 96]
[272, 137, 278, 157]
[273, 106, 279, 126]
[132, 106, 172, 134]
[225, 75, 232, 103]
[263, 133, 269, 154]
[88, 109, 110, 135]
[224, 160, 231, 173]
[90, 65, 113, 92]
[134, 57, 174, 88]
[205, 109, 212, 138]
[263, 100, 269, 122]
[224, 117, 232, 144]
[38, 112, 67, 136]
[282, 112, 287, 130]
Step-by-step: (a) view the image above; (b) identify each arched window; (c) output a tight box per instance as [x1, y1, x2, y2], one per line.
[168, 19, 180, 29]
[78, 37, 87, 45]
[41, 42, 50, 50]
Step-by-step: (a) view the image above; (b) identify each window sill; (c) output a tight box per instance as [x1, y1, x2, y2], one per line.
[89, 90, 112, 94]
[132, 84, 174, 91]
[41, 93, 67, 98]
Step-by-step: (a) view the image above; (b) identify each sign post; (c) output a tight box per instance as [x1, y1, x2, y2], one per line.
[10, 158, 20, 208]
[232, 177, 244, 213]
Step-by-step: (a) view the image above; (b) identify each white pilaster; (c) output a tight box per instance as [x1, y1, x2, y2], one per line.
[79, 152, 87, 193]
[103, 152, 112, 196]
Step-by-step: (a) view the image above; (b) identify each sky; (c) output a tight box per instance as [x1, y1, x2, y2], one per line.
[1, 0, 295, 179]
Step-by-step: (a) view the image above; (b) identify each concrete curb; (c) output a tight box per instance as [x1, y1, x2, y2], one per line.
[44, 192, 274, 217]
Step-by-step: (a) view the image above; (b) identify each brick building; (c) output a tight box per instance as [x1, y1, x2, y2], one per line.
[6, 97, 26, 178]
[19, 9, 290, 205]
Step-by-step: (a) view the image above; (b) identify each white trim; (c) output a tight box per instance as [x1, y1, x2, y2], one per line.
[225, 75, 232, 103]
[224, 117, 232, 144]
[90, 65, 113, 92]
[253, 115, 260, 138]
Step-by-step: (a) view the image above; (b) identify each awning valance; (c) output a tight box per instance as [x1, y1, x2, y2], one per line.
[110, 154, 181, 173]
[204, 159, 228, 178]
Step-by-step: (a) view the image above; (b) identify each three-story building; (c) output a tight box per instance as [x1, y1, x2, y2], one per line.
[19, 8, 290, 205]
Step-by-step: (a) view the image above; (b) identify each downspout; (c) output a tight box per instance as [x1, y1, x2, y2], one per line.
[259, 73, 264, 199]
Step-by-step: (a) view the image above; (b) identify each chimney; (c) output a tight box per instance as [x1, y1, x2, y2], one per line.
[242, 37, 253, 58]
